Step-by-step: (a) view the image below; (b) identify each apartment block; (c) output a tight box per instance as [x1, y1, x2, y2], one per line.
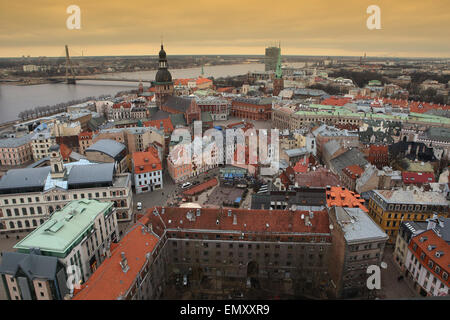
[13, 199, 119, 284]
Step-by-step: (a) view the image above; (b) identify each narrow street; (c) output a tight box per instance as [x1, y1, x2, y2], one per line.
[379, 246, 418, 299]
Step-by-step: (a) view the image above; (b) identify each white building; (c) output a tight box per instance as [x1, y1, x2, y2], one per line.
[13, 199, 119, 284]
[132, 148, 163, 193]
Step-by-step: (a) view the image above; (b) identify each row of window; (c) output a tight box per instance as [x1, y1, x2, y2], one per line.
[8, 219, 45, 229]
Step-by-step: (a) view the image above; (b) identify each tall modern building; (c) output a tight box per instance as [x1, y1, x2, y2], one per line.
[265, 46, 281, 72]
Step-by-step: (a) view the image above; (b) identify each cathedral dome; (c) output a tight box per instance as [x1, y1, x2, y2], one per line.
[155, 69, 172, 83]
[155, 44, 172, 83]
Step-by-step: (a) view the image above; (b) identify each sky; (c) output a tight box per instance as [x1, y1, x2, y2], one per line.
[0, 0, 449, 58]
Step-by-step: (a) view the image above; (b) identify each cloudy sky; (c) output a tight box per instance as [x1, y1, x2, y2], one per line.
[0, 0, 449, 57]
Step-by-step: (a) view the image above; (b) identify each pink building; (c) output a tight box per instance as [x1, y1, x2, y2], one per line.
[0, 135, 33, 167]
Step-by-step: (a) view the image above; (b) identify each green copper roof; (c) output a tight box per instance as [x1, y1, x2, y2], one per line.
[14, 200, 113, 257]
[293, 104, 450, 125]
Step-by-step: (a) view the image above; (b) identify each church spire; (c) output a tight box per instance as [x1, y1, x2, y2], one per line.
[275, 46, 282, 79]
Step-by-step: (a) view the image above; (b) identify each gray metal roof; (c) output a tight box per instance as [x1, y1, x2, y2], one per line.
[164, 96, 193, 113]
[151, 109, 171, 120]
[0, 167, 50, 191]
[0, 134, 33, 148]
[67, 163, 115, 186]
[0, 161, 115, 193]
[86, 139, 126, 159]
[285, 147, 308, 158]
[0, 252, 58, 280]
[27, 157, 50, 168]
[333, 207, 388, 243]
[330, 148, 368, 174]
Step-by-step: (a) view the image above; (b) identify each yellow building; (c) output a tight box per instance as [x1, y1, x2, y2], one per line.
[367, 189, 450, 244]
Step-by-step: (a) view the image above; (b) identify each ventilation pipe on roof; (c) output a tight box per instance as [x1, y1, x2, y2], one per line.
[106, 243, 111, 258]
[120, 252, 130, 273]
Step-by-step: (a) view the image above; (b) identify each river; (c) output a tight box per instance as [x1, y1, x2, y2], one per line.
[0, 63, 264, 124]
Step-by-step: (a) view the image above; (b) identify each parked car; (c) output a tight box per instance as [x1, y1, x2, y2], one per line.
[183, 274, 188, 286]
[137, 202, 142, 210]
[181, 182, 192, 189]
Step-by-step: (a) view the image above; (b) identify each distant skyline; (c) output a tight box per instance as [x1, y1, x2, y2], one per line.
[0, 0, 449, 58]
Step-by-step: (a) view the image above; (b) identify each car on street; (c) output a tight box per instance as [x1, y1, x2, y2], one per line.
[137, 202, 142, 210]
[181, 182, 192, 189]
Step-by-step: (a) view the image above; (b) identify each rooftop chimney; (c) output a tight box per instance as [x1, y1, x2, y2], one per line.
[120, 252, 130, 273]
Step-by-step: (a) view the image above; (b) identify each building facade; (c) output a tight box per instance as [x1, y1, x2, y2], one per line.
[0, 151, 133, 233]
[404, 229, 449, 296]
[367, 189, 450, 243]
[132, 148, 163, 193]
[13, 200, 119, 285]
[0, 134, 33, 167]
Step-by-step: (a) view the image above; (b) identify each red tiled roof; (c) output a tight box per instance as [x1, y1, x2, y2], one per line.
[217, 87, 234, 93]
[183, 178, 218, 196]
[285, 166, 295, 177]
[293, 158, 309, 173]
[174, 78, 192, 86]
[326, 187, 368, 212]
[353, 95, 449, 113]
[196, 78, 212, 85]
[78, 131, 93, 139]
[402, 171, 435, 184]
[278, 171, 291, 188]
[143, 117, 174, 133]
[321, 97, 352, 106]
[342, 165, 364, 180]
[408, 229, 450, 286]
[59, 144, 72, 161]
[72, 221, 159, 300]
[369, 145, 388, 154]
[132, 149, 162, 174]
[112, 102, 132, 109]
[295, 167, 340, 188]
[145, 207, 331, 237]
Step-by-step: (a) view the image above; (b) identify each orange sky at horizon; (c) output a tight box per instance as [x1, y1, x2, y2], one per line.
[0, 0, 449, 58]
